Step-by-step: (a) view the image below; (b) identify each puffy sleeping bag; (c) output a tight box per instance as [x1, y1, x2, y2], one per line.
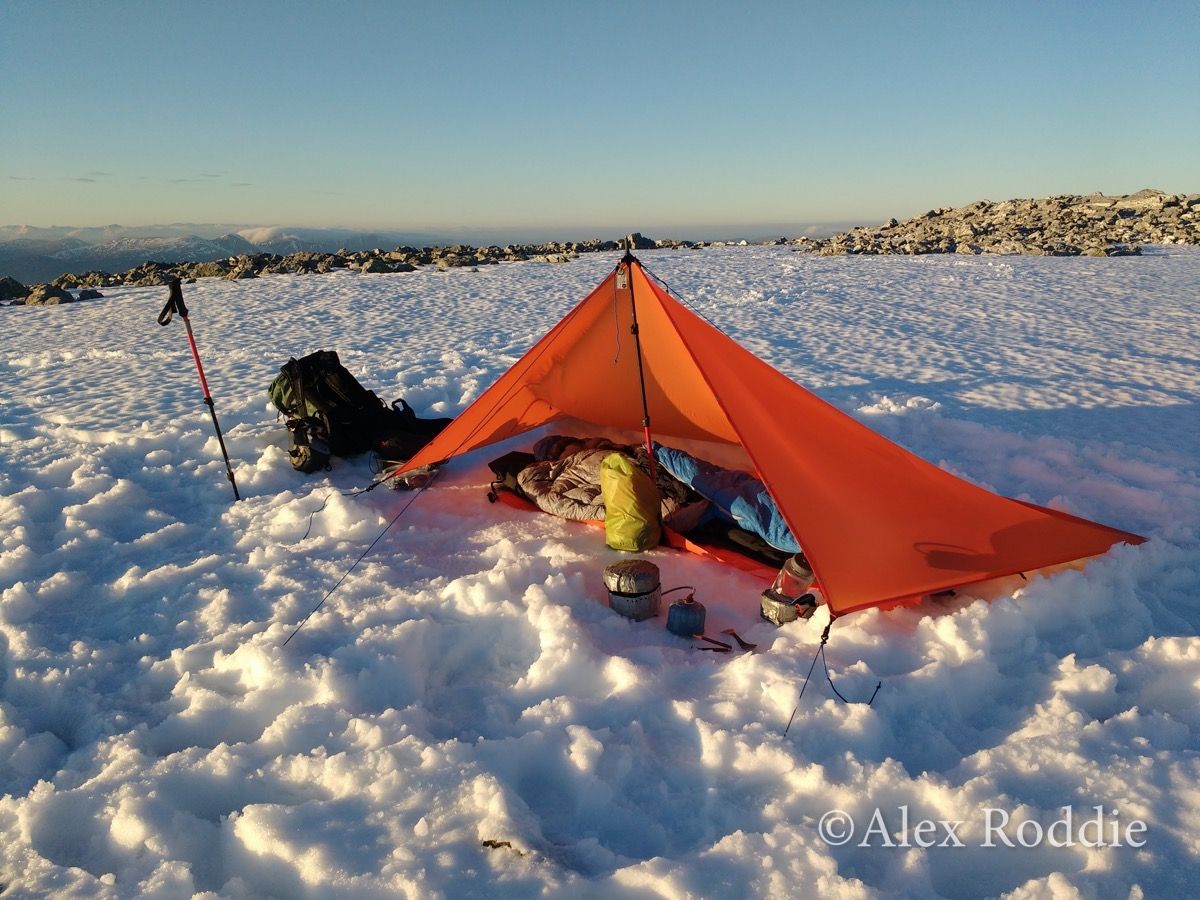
[517, 438, 708, 528]
[653, 444, 801, 553]
[517, 447, 614, 521]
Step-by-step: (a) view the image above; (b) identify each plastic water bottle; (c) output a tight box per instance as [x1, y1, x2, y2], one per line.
[760, 553, 817, 626]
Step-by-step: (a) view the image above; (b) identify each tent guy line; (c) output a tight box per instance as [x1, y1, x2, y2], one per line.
[280, 476, 435, 647]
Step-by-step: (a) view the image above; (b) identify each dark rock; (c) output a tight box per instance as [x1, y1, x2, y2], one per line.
[75, 288, 104, 300]
[0, 276, 29, 301]
[384, 250, 419, 266]
[133, 271, 174, 286]
[187, 261, 229, 279]
[76, 270, 116, 287]
[52, 272, 83, 289]
[360, 257, 391, 273]
[24, 284, 75, 305]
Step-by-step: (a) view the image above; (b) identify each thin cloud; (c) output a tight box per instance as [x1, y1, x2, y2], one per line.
[6, 175, 36, 181]
[231, 182, 254, 187]
[200, 173, 222, 179]
[64, 176, 97, 182]
[85, 171, 115, 177]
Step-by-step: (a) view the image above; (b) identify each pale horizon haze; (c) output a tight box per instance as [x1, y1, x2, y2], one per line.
[3, 0, 1198, 240]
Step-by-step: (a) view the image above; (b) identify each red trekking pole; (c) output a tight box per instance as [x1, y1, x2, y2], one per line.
[158, 279, 242, 501]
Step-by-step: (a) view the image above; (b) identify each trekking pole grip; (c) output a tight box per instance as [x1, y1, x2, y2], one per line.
[170, 279, 188, 318]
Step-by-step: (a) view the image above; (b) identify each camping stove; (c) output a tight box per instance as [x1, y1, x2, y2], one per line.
[603, 560, 661, 621]
[760, 590, 818, 626]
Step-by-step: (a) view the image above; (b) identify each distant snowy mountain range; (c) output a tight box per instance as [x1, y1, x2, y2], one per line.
[0, 221, 854, 283]
[0, 225, 443, 283]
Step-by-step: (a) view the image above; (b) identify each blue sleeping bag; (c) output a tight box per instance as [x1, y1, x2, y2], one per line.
[653, 444, 801, 553]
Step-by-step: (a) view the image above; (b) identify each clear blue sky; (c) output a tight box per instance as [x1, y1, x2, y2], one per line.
[3, 0, 1198, 238]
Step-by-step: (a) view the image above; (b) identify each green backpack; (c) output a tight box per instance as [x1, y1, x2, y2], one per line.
[600, 452, 661, 552]
[268, 350, 452, 473]
[269, 350, 389, 458]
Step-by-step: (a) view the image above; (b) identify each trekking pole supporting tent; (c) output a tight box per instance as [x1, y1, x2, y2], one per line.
[158, 279, 242, 502]
[621, 248, 658, 482]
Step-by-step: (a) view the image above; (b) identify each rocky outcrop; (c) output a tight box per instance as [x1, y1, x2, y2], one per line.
[434, 252, 479, 270]
[793, 190, 1200, 257]
[2, 232, 716, 300]
[22, 284, 75, 305]
[52, 270, 119, 289]
[359, 257, 392, 274]
[0, 276, 29, 302]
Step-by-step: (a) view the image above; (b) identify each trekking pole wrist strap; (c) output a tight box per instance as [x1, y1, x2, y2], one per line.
[157, 279, 189, 326]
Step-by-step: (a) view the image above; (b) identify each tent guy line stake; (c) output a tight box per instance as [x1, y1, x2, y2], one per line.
[157, 279, 241, 501]
[784, 619, 882, 734]
[784, 622, 830, 735]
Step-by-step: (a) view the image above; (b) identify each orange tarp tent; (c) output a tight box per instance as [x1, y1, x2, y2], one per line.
[400, 255, 1143, 616]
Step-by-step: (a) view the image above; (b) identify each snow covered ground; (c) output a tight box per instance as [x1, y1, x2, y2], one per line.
[1, 246, 1198, 898]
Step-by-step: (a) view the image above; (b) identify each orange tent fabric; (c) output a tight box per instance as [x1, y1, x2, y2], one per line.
[401, 256, 1144, 616]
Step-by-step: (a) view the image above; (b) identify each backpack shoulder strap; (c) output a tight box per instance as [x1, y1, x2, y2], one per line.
[282, 357, 305, 418]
